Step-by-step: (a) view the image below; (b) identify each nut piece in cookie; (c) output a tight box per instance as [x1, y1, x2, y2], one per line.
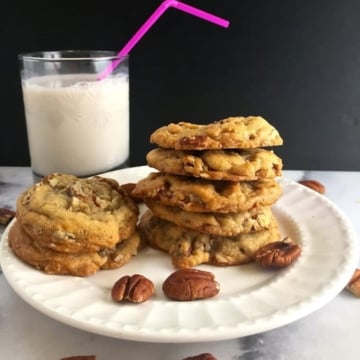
[100, 231, 144, 270]
[150, 116, 283, 150]
[162, 269, 220, 301]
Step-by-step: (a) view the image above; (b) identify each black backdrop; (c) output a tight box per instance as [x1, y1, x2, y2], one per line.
[1, 0, 360, 170]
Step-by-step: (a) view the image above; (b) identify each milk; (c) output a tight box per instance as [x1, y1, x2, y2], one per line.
[22, 73, 129, 177]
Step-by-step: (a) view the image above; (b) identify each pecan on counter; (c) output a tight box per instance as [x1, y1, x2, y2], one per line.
[182, 353, 217, 360]
[0, 208, 16, 225]
[61, 356, 96, 360]
[346, 268, 360, 297]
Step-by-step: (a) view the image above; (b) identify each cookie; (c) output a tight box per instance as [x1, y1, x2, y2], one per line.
[150, 116, 283, 150]
[8, 221, 143, 276]
[8, 221, 107, 276]
[100, 231, 145, 270]
[145, 199, 274, 236]
[132, 172, 282, 213]
[16, 173, 139, 254]
[146, 148, 283, 181]
[138, 210, 281, 268]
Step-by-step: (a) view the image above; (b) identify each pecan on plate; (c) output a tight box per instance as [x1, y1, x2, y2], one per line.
[162, 269, 220, 301]
[298, 179, 326, 194]
[254, 237, 301, 268]
[346, 268, 360, 297]
[182, 353, 217, 360]
[0, 208, 16, 225]
[120, 182, 143, 203]
[111, 274, 155, 303]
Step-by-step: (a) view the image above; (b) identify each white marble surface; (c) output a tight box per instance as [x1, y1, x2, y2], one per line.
[1, 167, 360, 360]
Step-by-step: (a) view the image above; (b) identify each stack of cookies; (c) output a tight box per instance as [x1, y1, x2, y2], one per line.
[9, 173, 142, 276]
[134, 116, 284, 268]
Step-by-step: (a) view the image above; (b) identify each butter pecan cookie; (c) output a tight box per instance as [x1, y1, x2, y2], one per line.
[16, 173, 139, 253]
[101, 231, 145, 270]
[138, 210, 281, 268]
[150, 116, 283, 150]
[145, 199, 274, 236]
[146, 148, 283, 181]
[8, 221, 107, 276]
[132, 172, 282, 213]
[8, 221, 143, 276]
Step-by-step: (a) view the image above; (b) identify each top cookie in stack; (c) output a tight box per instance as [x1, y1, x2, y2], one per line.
[134, 116, 284, 269]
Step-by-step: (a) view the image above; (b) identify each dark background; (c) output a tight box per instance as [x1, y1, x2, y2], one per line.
[1, 0, 360, 170]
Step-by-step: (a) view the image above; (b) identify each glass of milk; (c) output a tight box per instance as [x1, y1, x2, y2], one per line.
[18, 50, 129, 181]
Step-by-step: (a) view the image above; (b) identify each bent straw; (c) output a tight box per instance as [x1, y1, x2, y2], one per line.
[97, 0, 229, 80]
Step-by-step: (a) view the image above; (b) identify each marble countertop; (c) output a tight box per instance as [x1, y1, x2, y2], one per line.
[1, 167, 360, 360]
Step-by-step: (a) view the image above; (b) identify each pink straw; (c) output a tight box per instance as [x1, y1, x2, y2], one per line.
[98, 0, 229, 80]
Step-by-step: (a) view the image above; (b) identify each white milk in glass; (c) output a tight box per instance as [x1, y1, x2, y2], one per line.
[22, 73, 129, 177]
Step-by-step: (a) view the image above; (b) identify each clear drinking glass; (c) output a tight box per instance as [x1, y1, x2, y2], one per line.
[18, 50, 129, 181]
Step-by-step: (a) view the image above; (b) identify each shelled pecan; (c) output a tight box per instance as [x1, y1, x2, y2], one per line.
[111, 274, 154, 303]
[254, 237, 301, 268]
[163, 269, 220, 301]
[0, 208, 16, 225]
[298, 180, 326, 194]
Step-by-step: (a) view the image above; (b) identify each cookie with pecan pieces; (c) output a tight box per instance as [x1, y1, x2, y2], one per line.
[16, 173, 139, 254]
[150, 116, 283, 150]
[132, 172, 282, 213]
[145, 199, 274, 236]
[146, 148, 282, 181]
[138, 210, 281, 268]
[8, 221, 143, 276]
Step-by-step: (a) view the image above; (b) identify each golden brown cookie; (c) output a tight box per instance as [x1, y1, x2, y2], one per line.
[145, 199, 274, 236]
[138, 210, 281, 268]
[132, 172, 282, 213]
[16, 173, 139, 254]
[8, 221, 107, 276]
[8, 221, 143, 276]
[150, 116, 283, 150]
[146, 148, 283, 181]
[100, 231, 145, 270]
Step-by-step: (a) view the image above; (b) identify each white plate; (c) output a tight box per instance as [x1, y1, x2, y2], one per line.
[0, 166, 358, 343]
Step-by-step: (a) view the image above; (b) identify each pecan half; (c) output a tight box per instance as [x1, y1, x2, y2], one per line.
[61, 356, 96, 360]
[183, 353, 217, 360]
[121, 182, 143, 203]
[254, 237, 301, 268]
[346, 268, 360, 297]
[0, 208, 16, 225]
[162, 269, 220, 301]
[111, 274, 155, 303]
[298, 180, 326, 194]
